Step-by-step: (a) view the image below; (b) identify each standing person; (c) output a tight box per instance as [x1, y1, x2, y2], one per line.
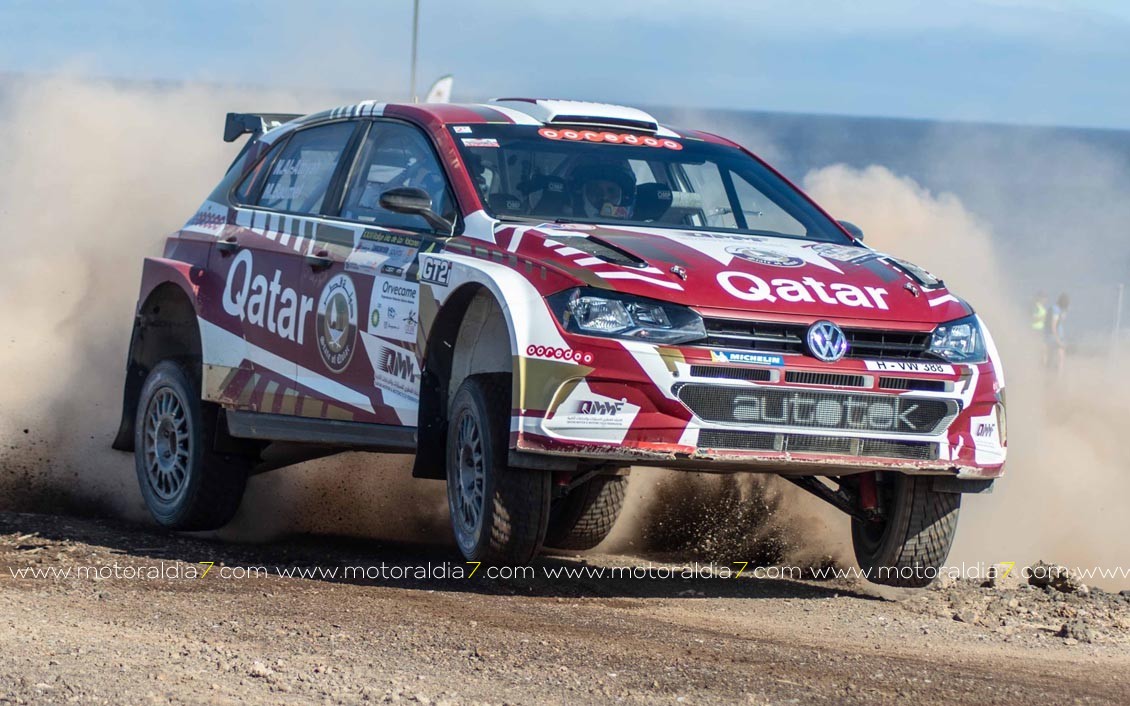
[1046, 293, 1070, 375]
[1031, 292, 1048, 332]
[1031, 291, 1048, 365]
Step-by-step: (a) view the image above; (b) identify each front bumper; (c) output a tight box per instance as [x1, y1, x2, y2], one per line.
[514, 337, 1006, 479]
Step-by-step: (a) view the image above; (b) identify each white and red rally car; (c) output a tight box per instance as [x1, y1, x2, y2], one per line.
[113, 99, 1005, 586]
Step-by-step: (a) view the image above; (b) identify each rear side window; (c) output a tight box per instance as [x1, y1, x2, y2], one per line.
[254, 122, 356, 215]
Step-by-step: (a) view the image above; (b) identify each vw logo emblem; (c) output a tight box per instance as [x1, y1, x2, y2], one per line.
[806, 321, 848, 363]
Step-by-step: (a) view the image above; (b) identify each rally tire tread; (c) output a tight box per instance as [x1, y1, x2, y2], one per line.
[450, 374, 551, 564]
[544, 476, 627, 550]
[852, 474, 960, 588]
[133, 360, 249, 532]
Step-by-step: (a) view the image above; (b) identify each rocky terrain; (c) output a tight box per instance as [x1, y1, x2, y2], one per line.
[1, 511, 1128, 704]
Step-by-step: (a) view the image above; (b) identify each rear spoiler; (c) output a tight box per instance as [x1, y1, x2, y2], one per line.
[223, 112, 302, 142]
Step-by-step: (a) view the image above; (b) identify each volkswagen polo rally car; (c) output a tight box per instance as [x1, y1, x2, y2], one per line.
[112, 99, 1006, 587]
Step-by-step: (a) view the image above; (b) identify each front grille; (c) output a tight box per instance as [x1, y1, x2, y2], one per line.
[688, 365, 772, 382]
[676, 384, 957, 435]
[703, 318, 934, 361]
[860, 438, 937, 460]
[784, 371, 867, 388]
[697, 430, 777, 451]
[879, 377, 950, 393]
[697, 430, 937, 460]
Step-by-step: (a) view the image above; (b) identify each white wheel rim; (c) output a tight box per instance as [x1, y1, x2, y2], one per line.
[449, 410, 485, 553]
[142, 387, 191, 502]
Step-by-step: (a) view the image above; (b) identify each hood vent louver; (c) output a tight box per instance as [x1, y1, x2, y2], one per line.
[551, 235, 647, 268]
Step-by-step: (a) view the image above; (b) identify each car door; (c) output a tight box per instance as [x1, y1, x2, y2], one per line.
[297, 119, 457, 427]
[216, 120, 362, 415]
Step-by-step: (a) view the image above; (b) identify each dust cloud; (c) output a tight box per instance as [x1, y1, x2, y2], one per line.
[1, 76, 1127, 582]
[0, 74, 448, 543]
[804, 164, 1130, 588]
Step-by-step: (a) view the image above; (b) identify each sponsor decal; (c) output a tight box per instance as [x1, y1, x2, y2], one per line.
[969, 410, 1004, 464]
[727, 245, 804, 268]
[716, 272, 890, 310]
[645, 230, 844, 273]
[315, 274, 358, 373]
[222, 250, 315, 344]
[452, 125, 473, 134]
[731, 391, 927, 434]
[418, 256, 451, 286]
[542, 381, 641, 442]
[578, 399, 626, 416]
[538, 127, 683, 150]
[368, 277, 420, 345]
[864, 360, 954, 375]
[345, 230, 424, 278]
[374, 344, 421, 402]
[526, 345, 594, 365]
[461, 137, 499, 148]
[709, 350, 785, 367]
[808, 243, 878, 264]
[600, 204, 630, 218]
[183, 200, 228, 237]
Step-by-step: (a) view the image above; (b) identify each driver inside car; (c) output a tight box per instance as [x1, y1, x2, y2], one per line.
[570, 162, 637, 219]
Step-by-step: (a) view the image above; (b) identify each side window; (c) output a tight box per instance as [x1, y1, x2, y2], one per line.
[730, 172, 807, 237]
[341, 122, 455, 231]
[255, 122, 356, 215]
[679, 163, 735, 229]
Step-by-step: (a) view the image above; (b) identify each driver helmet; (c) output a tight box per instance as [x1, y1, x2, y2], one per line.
[570, 161, 636, 219]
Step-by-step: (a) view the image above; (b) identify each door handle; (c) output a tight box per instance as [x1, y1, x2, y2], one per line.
[305, 249, 333, 271]
[216, 235, 239, 256]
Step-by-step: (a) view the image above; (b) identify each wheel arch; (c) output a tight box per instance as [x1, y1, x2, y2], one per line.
[413, 282, 514, 479]
[112, 262, 204, 451]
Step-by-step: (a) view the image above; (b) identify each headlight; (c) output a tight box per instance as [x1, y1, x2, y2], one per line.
[929, 314, 987, 363]
[546, 288, 706, 345]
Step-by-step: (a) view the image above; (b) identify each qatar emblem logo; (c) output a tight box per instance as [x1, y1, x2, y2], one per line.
[316, 274, 358, 373]
[806, 320, 848, 363]
[727, 245, 804, 268]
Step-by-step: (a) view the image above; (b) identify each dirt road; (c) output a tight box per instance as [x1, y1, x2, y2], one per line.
[2, 512, 1128, 705]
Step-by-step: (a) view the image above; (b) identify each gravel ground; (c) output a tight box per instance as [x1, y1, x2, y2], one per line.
[2, 511, 1129, 705]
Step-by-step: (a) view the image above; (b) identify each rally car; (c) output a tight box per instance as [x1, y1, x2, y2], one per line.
[112, 99, 1006, 586]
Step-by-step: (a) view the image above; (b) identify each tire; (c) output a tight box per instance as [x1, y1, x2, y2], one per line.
[852, 473, 960, 588]
[544, 476, 627, 550]
[133, 360, 249, 531]
[446, 374, 551, 563]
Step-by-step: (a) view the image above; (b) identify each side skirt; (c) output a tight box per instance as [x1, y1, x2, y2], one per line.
[225, 410, 417, 452]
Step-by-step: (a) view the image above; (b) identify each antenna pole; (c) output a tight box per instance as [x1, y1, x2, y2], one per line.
[410, 0, 420, 103]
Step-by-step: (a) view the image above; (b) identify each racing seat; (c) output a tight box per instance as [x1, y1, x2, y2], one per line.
[633, 182, 674, 222]
[488, 193, 525, 214]
[522, 175, 569, 217]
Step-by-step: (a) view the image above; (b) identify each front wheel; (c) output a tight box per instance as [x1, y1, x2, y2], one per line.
[133, 360, 249, 531]
[851, 473, 960, 588]
[544, 476, 627, 550]
[446, 375, 551, 563]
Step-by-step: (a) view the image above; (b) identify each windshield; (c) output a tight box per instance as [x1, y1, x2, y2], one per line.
[450, 125, 850, 243]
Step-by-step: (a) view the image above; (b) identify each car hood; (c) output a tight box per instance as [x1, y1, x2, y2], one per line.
[497, 222, 972, 324]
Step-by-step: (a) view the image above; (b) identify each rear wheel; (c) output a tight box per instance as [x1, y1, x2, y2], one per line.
[446, 374, 551, 563]
[133, 360, 249, 531]
[851, 473, 960, 587]
[544, 476, 627, 550]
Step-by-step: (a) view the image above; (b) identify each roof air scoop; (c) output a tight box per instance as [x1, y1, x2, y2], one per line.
[491, 98, 660, 133]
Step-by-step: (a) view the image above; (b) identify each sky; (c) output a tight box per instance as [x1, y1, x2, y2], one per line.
[2, 0, 1130, 129]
